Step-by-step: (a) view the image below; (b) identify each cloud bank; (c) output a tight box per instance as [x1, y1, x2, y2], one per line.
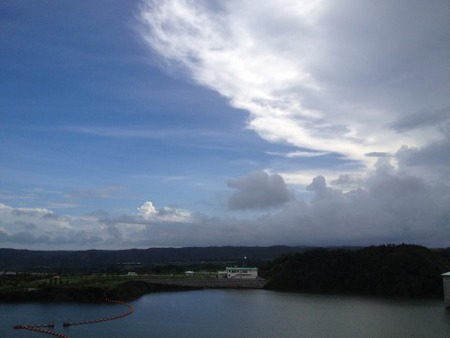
[2, 162, 449, 249]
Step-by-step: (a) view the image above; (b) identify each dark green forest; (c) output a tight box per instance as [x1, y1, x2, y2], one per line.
[266, 244, 450, 297]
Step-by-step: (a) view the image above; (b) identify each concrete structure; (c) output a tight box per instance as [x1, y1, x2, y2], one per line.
[442, 272, 450, 307]
[218, 267, 258, 279]
[147, 277, 266, 289]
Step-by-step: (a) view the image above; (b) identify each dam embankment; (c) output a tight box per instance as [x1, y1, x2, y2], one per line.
[146, 277, 267, 289]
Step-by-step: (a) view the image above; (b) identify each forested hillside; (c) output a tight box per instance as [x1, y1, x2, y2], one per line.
[266, 244, 450, 297]
[0, 246, 311, 270]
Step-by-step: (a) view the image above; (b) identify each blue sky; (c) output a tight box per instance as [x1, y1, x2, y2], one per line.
[1, 0, 450, 249]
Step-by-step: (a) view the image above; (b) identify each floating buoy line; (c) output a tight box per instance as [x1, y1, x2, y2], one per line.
[13, 323, 69, 338]
[13, 297, 134, 338]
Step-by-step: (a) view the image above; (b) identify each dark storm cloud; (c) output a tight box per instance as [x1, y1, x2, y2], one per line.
[331, 174, 364, 190]
[390, 107, 450, 132]
[227, 171, 294, 210]
[241, 162, 450, 247]
[307, 161, 450, 246]
[397, 140, 450, 168]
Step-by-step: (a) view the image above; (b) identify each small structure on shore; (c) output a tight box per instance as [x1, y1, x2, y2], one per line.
[442, 272, 450, 307]
[218, 267, 258, 279]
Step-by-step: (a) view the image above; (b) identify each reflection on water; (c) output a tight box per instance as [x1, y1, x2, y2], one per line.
[1, 289, 449, 338]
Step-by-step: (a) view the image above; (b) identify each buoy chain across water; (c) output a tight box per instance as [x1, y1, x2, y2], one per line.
[14, 325, 69, 338]
[14, 297, 133, 337]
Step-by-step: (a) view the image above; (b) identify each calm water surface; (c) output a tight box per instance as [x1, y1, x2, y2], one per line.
[1, 289, 449, 337]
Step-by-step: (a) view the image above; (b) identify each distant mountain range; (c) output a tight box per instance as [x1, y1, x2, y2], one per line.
[0, 246, 314, 270]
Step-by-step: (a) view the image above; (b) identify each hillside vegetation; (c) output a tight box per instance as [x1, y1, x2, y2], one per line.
[0, 246, 311, 270]
[266, 244, 450, 297]
[0, 275, 196, 302]
[1, 244, 449, 301]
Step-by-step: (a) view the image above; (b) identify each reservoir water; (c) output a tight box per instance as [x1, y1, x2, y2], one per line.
[1, 289, 449, 337]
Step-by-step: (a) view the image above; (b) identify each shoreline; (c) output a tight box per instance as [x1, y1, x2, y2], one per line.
[1, 278, 445, 304]
[0, 280, 199, 303]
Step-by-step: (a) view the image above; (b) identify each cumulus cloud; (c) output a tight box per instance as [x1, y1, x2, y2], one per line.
[397, 140, 450, 169]
[138, 201, 192, 222]
[138, 0, 450, 168]
[227, 171, 294, 210]
[137, 201, 157, 218]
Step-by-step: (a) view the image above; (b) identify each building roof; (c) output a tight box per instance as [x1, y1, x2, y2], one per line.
[442, 272, 450, 277]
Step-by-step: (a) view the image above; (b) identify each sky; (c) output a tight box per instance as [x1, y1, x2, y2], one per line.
[1, 0, 450, 250]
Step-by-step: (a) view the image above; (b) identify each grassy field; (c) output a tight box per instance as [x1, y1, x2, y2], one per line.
[0, 272, 212, 302]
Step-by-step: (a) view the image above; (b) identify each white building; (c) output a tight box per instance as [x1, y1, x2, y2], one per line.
[218, 267, 258, 279]
[442, 272, 450, 307]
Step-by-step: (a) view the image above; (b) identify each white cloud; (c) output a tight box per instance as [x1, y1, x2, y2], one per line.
[138, 201, 192, 222]
[137, 201, 157, 218]
[156, 207, 192, 223]
[0, 203, 53, 217]
[138, 0, 450, 171]
[266, 150, 329, 159]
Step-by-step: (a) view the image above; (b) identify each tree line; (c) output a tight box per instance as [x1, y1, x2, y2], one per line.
[265, 244, 450, 297]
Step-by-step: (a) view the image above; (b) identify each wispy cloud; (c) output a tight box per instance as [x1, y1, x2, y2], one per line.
[59, 125, 224, 140]
[65, 186, 125, 200]
[267, 150, 329, 158]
